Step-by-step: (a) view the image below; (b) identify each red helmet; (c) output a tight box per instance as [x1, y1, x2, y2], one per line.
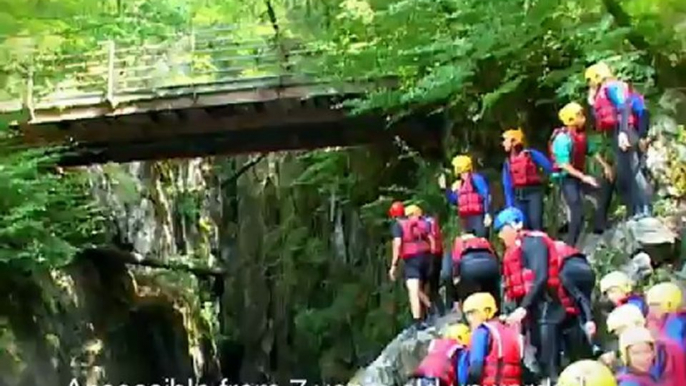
[388, 201, 405, 217]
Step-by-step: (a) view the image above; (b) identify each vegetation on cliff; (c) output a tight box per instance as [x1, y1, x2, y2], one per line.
[0, 0, 685, 384]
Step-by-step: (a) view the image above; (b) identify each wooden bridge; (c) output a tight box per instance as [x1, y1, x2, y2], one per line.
[0, 22, 437, 164]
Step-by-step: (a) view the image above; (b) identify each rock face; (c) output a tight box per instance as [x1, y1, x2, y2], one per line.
[347, 313, 463, 386]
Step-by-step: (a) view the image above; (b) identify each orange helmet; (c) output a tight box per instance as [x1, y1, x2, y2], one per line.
[388, 201, 405, 217]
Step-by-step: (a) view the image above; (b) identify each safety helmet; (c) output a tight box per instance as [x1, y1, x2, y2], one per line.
[463, 292, 497, 319]
[558, 102, 585, 126]
[646, 282, 683, 313]
[585, 62, 613, 87]
[606, 304, 646, 334]
[557, 360, 617, 386]
[618, 326, 655, 363]
[502, 128, 525, 145]
[494, 207, 525, 232]
[451, 155, 473, 175]
[599, 271, 632, 294]
[388, 201, 405, 218]
[405, 204, 423, 217]
[443, 323, 472, 346]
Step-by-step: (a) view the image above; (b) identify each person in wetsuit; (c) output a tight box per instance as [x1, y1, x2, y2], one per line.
[450, 233, 501, 309]
[645, 282, 686, 350]
[585, 62, 653, 220]
[494, 207, 577, 384]
[501, 128, 553, 231]
[389, 202, 435, 330]
[463, 292, 523, 386]
[550, 102, 613, 245]
[439, 155, 491, 237]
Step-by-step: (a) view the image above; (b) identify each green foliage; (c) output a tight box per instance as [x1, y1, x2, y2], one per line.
[0, 146, 106, 267]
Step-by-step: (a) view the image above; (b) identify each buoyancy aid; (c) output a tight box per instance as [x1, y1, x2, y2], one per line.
[457, 173, 485, 217]
[593, 80, 637, 132]
[425, 216, 444, 255]
[549, 127, 588, 172]
[480, 321, 523, 386]
[502, 231, 578, 314]
[398, 217, 431, 258]
[451, 236, 495, 265]
[617, 370, 659, 386]
[413, 338, 462, 385]
[508, 150, 542, 188]
[648, 311, 686, 347]
[655, 338, 686, 386]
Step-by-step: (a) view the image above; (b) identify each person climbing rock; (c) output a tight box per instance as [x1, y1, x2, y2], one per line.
[450, 233, 500, 309]
[557, 360, 617, 386]
[602, 304, 648, 368]
[501, 128, 553, 230]
[494, 206, 578, 384]
[463, 292, 523, 386]
[585, 62, 653, 220]
[411, 323, 471, 386]
[599, 271, 648, 315]
[389, 202, 435, 329]
[423, 211, 446, 317]
[645, 282, 686, 349]
[554, 240, 597, 360]
[616, 326, 686, 386]
[550, 102, 613, 245]
[438, 155, 491, 237]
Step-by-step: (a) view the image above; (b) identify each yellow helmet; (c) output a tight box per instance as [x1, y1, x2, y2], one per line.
[451, 155, 473, 175]
[606, 304, 646, 335]
[557, 360, 617, 386]
[502, 128, 525, 145]
[558, 102, 585, 126]
[405, 204, 423, 217]
[463, 292, 497, 319]
[618, 326, 655, 364]
[646, 282, 683, 313]
[585, 62, 613, 87]
[599, 271, 632, 294]
[443, 323, 471, 346]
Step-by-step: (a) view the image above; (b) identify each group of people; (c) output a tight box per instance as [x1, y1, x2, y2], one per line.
[386, 62, 683, 386]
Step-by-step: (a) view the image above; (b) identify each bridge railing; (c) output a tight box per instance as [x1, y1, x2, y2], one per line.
[0, 21, 325, 112]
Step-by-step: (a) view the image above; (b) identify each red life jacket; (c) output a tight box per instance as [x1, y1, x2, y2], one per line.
[593, 80, 637, 132]
[508, 150, 542, 188]
[617, 371, 659, 386]
[425, 216, 444, 255]
[648, 311, 686, 346]
[479, 321, 522, 386]
[553, 241, 584, 316]
[501, 231, 578, 315]
[549, 127, 588, 172]
[398, 217, 431, 258]
[452, 236, 495, 265]
[413, 338, 462, 385]
[656, 338, 686, 386]
[457, 173, 485, 217]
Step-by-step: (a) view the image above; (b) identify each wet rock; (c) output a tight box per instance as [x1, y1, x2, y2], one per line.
[347, 313, 463, 386]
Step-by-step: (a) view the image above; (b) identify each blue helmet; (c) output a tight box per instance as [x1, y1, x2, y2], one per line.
[494, 207, 525, 231]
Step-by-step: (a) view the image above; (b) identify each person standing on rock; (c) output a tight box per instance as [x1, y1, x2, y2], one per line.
[449, 233, 501, 310]
[410, 323, 471, 386]
[500, 128, 553, 231]
[438, 155, 491, 237]
[462, 292, 523, 386]
[388, 202, 435, 330]
[554, 240, 598, 360]
[599, 271, 648, 315]
[550, 102, 614, 245]
[422, 209, 446, 317]
[584, 62, 653, 220]
[494, 207, 577, 384]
